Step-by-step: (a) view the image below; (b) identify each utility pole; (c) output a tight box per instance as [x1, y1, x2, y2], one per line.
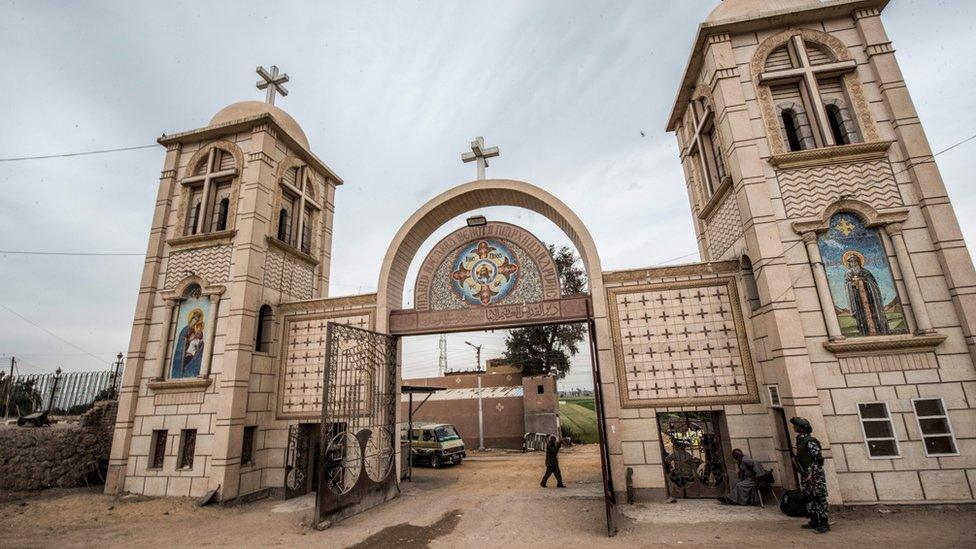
[111, 352, 124, 400]
[438, 335, 448, 377]
[465, 341, 485, 450]
[3, 356, 14, 418]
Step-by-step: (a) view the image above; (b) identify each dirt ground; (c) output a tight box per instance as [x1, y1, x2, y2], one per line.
[0, 445, 973, 548]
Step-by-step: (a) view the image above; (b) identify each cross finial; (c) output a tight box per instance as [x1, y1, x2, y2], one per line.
[461, 136, 500, 180]
[256, 65, 289, 105]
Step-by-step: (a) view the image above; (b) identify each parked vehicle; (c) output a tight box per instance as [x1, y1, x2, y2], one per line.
[402, 422, 466, 468]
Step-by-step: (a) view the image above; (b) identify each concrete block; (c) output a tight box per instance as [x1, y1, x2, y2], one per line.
[830, 387, 877, 415]
[837, 472, 877, 502]
[919, 470, 973, 501]
[874, 471, 923, 501]
[621, 441, 646, 465]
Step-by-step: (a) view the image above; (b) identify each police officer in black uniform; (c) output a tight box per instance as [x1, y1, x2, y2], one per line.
[791, 416, 830, 534]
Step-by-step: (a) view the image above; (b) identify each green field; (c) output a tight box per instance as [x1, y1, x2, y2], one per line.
[559, 397, 599, 444]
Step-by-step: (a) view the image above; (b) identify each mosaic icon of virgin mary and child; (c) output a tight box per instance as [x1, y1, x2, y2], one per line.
[169, 286, 209, 378]
[450, 239, 520, 306]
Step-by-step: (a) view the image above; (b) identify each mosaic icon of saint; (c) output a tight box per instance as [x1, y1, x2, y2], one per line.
[173, 308, 205, 377]
[842, 250, 889, 336]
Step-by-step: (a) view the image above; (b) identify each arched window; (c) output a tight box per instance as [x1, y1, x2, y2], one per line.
[187, 199, 202, 235]
[685, 97, 727, 202]
[276, 163, 321, 254]
[167, 284, 211, 378]
[181, 146, 238, 236]
[740, 255, 761, 312]
[214, 197, 230, 232]
[781, 109, 804, 152]
[760, 35, 862, 150]
[277, 208, 290, 243]
[816, 213, 908, 337]
[825, 104, 850, 145]
[255, 305, 273, 352]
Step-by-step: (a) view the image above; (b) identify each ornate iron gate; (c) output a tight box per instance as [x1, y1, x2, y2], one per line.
[314, 322, 399, 528]
[285, 424, 309, 498]
[657, 411, 729, 498]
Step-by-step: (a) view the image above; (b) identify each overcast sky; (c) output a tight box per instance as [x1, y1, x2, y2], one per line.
[1, 0, 974, 390]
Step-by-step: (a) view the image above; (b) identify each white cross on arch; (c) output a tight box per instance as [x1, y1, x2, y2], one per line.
[256, 65, 290, 105]
[758, 35, 857, 147]
[461, 136, 500, 180]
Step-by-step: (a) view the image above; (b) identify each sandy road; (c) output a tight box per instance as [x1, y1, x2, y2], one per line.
[0, 445, 973, 548]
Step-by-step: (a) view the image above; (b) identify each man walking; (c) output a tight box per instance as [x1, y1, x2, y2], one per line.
[791, 417, 829, 534]
[540, 434, 565, 488]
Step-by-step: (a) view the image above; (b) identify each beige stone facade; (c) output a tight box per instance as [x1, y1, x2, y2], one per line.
[108, 0, 976, 512]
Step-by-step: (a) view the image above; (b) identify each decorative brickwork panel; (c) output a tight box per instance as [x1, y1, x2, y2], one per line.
[277, 311, 373, 419]
[839, 352, 937, 374]
[777, 160, 902, 219]
[608, 277, 759, 407]
[705, 194, 743, 260]
[164, 245, 232, 289]
[264, 248, 315, 301]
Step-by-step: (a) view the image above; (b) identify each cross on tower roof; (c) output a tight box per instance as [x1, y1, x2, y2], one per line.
[256, 65, 289, 106]
[461, 136, 500, 180]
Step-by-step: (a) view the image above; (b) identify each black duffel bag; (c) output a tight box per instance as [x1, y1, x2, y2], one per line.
[779, 489, 809, 517]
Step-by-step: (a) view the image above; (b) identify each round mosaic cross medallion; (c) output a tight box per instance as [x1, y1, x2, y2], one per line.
[450, 239, 520, 306]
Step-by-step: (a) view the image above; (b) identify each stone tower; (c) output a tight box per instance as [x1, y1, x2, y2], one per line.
[106, 100, 342, 499]
[667, 0, 976, 503]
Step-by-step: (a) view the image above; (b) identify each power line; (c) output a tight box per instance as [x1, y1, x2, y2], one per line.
[0, 250, 143, 257]
[0, 303, 107, 366]
[0, 143, 156, 163]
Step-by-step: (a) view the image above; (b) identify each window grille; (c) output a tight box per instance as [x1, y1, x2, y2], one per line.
[858, 402, 899, 458]
[912, 398, 958, 456]
[241, 426, 256, 465]
[150, 429, 167, 469]
[178, 429, 197, 469]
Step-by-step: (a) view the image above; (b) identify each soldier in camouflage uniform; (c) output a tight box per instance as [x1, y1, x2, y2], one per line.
[790, 416, 830, 534]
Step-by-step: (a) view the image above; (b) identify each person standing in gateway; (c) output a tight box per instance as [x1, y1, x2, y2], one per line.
[791, 417, 830, 534]
[540, 434, 566, 488]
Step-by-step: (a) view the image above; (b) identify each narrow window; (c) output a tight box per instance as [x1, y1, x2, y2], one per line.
[255, 305, 273, 352]
[782, 109, 804, 152]
[150, 429, 167, 469]
[241, 426, 256, 466]
[277, 208, 290, 242]
[826, 104, 849, 145]
[740, 255, 761, 312]
[215, 197, 230, 231]
[537, 384, 544, 395]
[912, 398, 958, 456]
[178, 429, 197, 469]
[858, 402, 899, 458]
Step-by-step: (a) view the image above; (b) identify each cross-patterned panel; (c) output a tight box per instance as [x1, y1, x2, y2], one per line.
[277, 311, 372, 418]
[608, 278, 759, 407]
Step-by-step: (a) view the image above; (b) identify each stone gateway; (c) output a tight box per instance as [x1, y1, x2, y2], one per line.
[106, 0, 976, 533]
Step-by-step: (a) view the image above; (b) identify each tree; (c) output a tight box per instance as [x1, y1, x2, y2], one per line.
[502, 245, 587, 378]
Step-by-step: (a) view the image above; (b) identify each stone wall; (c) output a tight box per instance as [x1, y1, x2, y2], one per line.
[0, 401, 117, 491]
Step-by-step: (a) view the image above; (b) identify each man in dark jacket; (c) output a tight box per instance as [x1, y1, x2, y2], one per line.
[540, 434, 565, 488]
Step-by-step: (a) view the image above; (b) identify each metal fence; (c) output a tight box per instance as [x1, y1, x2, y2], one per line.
[0, 370, 121, 418]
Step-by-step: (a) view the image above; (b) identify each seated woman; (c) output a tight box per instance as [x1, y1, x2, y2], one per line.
[718, 449, 767, 505]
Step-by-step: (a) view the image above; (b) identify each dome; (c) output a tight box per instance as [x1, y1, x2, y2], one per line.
[706, 0, 822, 23]
[209, 100, 310, 150]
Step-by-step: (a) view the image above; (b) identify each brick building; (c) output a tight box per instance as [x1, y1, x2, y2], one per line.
[402, 360, 560, 450]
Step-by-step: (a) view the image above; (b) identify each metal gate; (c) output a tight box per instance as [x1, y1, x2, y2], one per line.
[657, 411, 729, 498]
[314, 322, 399, 528]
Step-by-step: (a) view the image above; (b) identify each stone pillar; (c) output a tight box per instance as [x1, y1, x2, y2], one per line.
[105, 142, 182, 495]
[885, 223, 935, 334]
[803, 232, 844, 341]
[199, 294, 221, 377]
[154, 299, 179, 380]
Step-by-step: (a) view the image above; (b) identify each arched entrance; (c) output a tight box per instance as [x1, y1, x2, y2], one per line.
[316, 179, 618, 534]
